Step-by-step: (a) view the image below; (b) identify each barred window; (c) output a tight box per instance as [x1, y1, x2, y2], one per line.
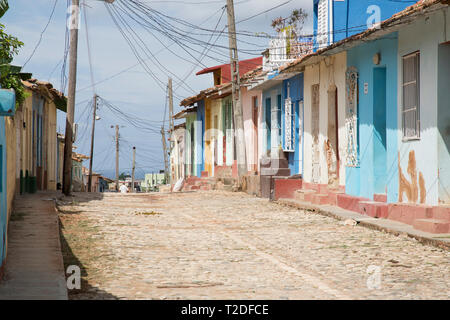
[402, 52, 420, 140]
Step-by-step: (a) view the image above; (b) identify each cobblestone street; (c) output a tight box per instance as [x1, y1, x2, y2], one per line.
[57, 191, 449, 300]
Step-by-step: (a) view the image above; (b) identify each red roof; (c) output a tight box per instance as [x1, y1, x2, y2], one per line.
[196, 57, 263, 85]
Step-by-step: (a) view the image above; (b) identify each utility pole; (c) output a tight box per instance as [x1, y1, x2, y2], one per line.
[226, 0, 247, 177]
[168, 78, 174, 137]
[131, 146, 136, 193]
[168, 78, 174, 185]
[62, 0, 80, 196]
[62, 0, 115, 196]
[87, 94, 97, 192]
[161, 127, 169, 184]
[115, 125, 119, 191]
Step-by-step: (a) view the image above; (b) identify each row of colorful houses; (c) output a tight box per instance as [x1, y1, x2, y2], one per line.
[174, 0, 450, 234]
[0, 76, 109, 273]
[0, 77, 68, 273]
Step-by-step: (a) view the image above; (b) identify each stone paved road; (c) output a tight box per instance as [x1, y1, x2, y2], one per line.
[57, 191, 450, 300]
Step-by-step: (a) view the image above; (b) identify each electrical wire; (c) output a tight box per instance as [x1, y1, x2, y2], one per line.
[22, 0, 59, 68]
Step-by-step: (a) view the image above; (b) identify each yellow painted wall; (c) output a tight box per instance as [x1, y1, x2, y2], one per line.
[57, 139, 64, 187]
[46, 101, 58, 191]
[5, 117, 15, 221]
[12, 89, 60, 191]
[18, 92, 34, 177]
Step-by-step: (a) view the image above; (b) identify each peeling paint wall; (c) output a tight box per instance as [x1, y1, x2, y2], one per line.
[303, 52, 347, 187]
[46, 101, 58, 191]
[242, 86, 262, 173]
[326, 85, 339, 188]
[398, 150, 426, 204]
[397, 8, 449, 206]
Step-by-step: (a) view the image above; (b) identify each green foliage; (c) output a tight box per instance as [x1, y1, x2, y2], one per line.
[0, 0, 9, 19]
[0, 70, 29, 106]
[0, 17, 27, 108]
[271, 8, 308, 36]
[0, 23, 22, 65]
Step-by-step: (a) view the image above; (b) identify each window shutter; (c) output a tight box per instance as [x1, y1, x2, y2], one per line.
[317, 0, 329, 49]
[402, 52, 420, 140]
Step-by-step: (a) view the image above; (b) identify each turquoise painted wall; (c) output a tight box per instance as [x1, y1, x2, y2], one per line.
[196, 100, 205, 177]
[346, 34, 399, 202]
[438, 43, 450, 204]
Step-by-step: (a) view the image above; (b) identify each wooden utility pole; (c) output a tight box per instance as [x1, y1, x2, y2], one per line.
[62, 0, 80, 196]
[168, 78, 174, 137]
[226, 0, 247, 177]
[131, 146, 136, 193]
[87, 94, 97, 192]
[168, 78, 174, 185]
[161, 127, 169, 184]
[115, 125, 119, 191]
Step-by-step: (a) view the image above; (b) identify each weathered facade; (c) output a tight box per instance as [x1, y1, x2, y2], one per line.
[0, 88, 16, 270]
[1, 78, 66, 271]
[277, 0, 450, 233]
[16, 79, 66, 193]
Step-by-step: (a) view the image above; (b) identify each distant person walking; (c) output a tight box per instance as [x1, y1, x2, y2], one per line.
[119, 184, 129, 194]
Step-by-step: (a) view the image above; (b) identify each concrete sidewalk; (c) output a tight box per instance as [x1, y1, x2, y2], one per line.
[277, 198, 450, 251]
[0, 193, 68, 300]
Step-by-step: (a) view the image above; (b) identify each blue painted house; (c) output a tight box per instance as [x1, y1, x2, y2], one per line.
[345, 34, 400, 202]
[196, 100, 205, 177]
[279, 0, 450, 234]
[313, 0, 415, 50]
[282, 74, 304, 175]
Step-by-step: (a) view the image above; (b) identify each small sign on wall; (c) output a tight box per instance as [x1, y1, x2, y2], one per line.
[364, 83, 369, 95]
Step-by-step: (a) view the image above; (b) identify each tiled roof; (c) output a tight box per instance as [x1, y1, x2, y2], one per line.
[21, 78, 67, 112]
[180, 66, 265, 107]
[72, 152, 90, 162]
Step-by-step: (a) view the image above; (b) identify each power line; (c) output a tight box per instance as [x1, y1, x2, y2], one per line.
[82, 0, 97, 95]
[22, 0, 59, 68]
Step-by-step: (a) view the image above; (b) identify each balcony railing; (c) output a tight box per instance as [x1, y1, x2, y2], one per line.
[263, 32, 313, 73]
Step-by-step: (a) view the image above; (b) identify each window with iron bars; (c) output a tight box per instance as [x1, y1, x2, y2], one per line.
[402, 51, 420, 140]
